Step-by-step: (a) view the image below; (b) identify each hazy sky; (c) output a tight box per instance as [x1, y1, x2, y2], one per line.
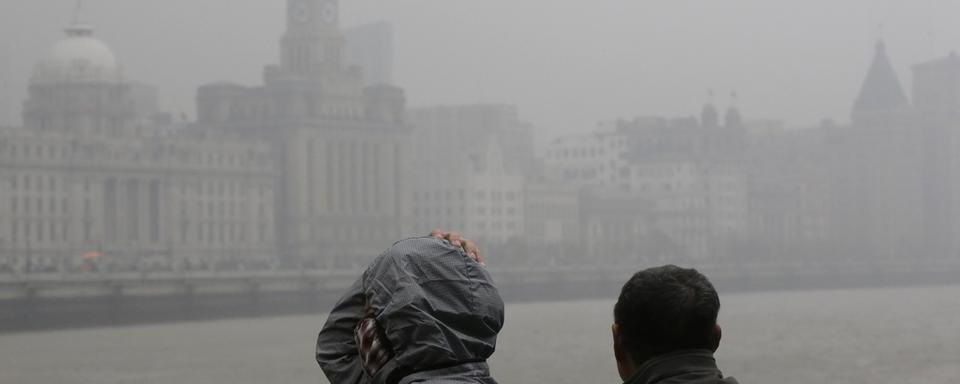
[2, 0, 959, 138]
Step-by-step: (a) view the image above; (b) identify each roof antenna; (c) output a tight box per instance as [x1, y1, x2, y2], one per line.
[927, 0, 939, 58]
[72, 0, 84, 24]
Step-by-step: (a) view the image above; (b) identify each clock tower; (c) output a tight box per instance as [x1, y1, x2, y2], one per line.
[280, 0, 344, 75]
[197, 0, 409, 266]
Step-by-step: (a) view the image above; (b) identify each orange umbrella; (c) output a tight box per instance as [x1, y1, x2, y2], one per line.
[82, 251, 102, 261]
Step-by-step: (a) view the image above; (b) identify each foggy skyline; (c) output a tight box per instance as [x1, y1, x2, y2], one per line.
[3, 4, 960, 384]
[2, 0, 960, 139]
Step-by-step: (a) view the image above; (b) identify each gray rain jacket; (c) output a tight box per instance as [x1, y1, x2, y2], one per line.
[316, 237, 505, 384]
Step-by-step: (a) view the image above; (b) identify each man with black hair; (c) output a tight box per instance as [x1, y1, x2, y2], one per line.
[612, 265, 738, 384]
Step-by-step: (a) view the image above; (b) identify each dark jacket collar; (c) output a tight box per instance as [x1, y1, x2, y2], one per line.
[624, 349, 732, 384]
[398, 361, 494, 384]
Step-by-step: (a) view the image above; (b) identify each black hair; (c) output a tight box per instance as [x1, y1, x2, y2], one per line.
[613, 265, 720, 360]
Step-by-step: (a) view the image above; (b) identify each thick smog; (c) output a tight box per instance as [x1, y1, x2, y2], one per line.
[1, 1, 958, 384]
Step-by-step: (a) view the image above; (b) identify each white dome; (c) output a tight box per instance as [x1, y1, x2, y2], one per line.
[31, 24, 122, 84]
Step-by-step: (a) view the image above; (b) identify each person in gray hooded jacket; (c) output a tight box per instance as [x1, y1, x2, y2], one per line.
[316, 235, 503, 384]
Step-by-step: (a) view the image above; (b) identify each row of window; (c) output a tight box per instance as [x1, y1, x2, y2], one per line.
[475, 190, 518, 201]
[220, 93, 363, 122]
[9, 220, 71, 245]
[475, 206, 519, 216]
[189, 222, 272, 245]
[412, 205, 521, 217]
[414, 206, 465, 216]
[473, 221, 519, 231]
[28, 86, 124, 102]
[562, 168, 599, 180]
[412, 190, 520, 202]
[547, 146, 607, 159]
[8, 174, 72, 193]
[179, 181, 271, 199]
[32, 116, 124, 132]
[9, 196, 72, 215]
[7, 173, 270, 202]
[413, 189, 468, 201]
[184, 201, 269, 220]
[322, 225, 393, 245]
[631, 181, 742, 193]
[0, 143, 72, 160]
[317, 139, 389, 214]
[5, 219, 273, 246]
[547, 138, 628, 159]
[0, 140, 269, 168]
[412, 221, 519, 232]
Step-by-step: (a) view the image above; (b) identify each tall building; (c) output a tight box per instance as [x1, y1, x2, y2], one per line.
[913, 52, 960, 258]
[195, 0, 409, 267]
[542, 129, 629, 190]
[407, 104, 534, 248]
[542, 111, 748, 261]
[523, 180, 581, 264]
[0, 45, 14, 126]
[0, 16, 276, 271]
[838, 41, 925, 260]
[345, 22, 394, 87]
[408, 104, 536, 176]
[747, 42, 960, 262]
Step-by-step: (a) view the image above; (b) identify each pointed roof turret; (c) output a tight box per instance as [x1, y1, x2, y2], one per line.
[724, 106, 742, 128]
[701, 89, 719, 128]
[701, 103, 718, 128]
[724, 91, 743, 128]
[853, 40, 909, 112]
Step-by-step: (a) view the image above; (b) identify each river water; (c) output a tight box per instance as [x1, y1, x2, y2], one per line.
[1, 284, 958, 384]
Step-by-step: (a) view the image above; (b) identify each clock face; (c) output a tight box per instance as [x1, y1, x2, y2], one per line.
[290, 0, 311, 24]
[319, 1, 338, 24]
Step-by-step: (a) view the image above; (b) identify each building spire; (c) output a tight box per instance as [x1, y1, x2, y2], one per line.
[72, 0, 84, 24]
[725, 92, 742, 128]
[701, 89, 719, 128]
[853, 40, 909, 113]
[65, 0, 94, 37]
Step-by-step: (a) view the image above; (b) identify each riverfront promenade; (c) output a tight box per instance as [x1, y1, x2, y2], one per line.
[2, 259, 959, 332]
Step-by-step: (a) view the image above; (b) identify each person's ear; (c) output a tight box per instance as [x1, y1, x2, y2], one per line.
[612, 323, 622, 357]
[709, 324, 722, 352]
[612, 323, 630, 380]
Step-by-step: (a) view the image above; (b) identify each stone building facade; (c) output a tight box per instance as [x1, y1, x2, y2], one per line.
[541, 109, 749, 261]
[407, 105, 533, 247]
[195, 0, 409, 267]
[0, 20, 275, 272]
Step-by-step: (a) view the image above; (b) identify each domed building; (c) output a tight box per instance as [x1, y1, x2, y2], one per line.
[0, 16, 278, 272]
[32, 23, 123, 84]
[21, 20, 135, 135]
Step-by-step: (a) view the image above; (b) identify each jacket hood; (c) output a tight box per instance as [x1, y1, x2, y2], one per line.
[362, 237, 504, 378]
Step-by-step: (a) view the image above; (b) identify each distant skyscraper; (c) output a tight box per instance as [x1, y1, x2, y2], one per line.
[345, 22, 394, 86]
[913, 52, 960, 257]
